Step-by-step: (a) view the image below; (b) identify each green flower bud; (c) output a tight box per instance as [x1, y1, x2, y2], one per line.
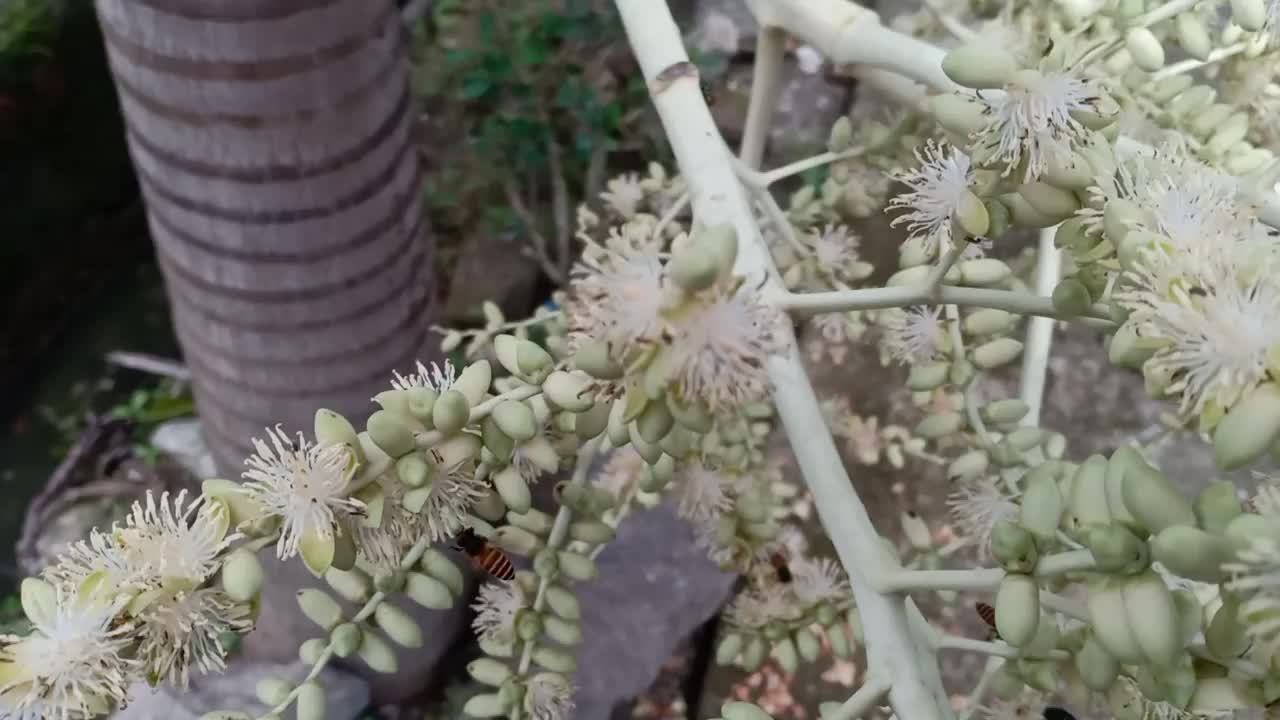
[508, 508, 555, 536]
[1019, 182, 1080, 219]
[569, 520, 615, 545]
[1170, 85, 1216, 119]
[468, 657, 512, 687]
[533, 549, 559, 579]
[637, 398, 675, 444]
[546, 585, 580, 620]
[931, 93, 989, 136]
[1051, 278, 1093, 316]
[492, 401, 537, 443]
[557, 551, 597, 581]
[888, 264, 934, 287]
[995, 574, 1041, 647]
[1067, 454, 1112, 533]
[357, 631, 398, 674]
[1123, 571, 1183, 667]
[1001, 193, 1059, 228]
[405, 387, 438, 424]
[220, 548, 264, 602]
[699, 223, 740, 278]
[1107, 321, 1156, 369]
[1206, 594, 1250, 659]
[906, 361, 950, 391]
[1175, 14, 1212, 61]
[1147, 73, 1193, 103]
[1020, 466, 1064, 544]
[452, 360, 492, 406]
[973, 338, 1024, 369]
[794, 627, 821, 663]
[373, 569, 404, 594]
[826, 625, 852, 659]
[959, 258, 1012, 286]
[669, 243, 722, 292]
[543, 614, 583, 646]
[1171, 590, 1202, 647]
[1085, 524, 1149, 575]
[1054, 216, 1090, 250]
[296, 682, 325, 720]
[391, 453, 427, 490]
[463, 692, 508, 718]
[1022, 612, 1060, 657]
[492, 525, 540, 556]
[1151, 526, 1230, 583]
[1122, 459, 1196, 534]
[1043, 152, 1095, 190]
[1125, 27, 1165, 71]
[1232, 0, 1267, 29]
[992, 520, 1040, 573]
[985, 197, 1012, 238]
[330, 622, 362, 658]
[964, 308, 1015, 336]
[827, 116, 853, 152]
[1006, 428, 1046, 452]
[255, 677, 292, 706]
[324, 567, 372, 604]
[715, 632, 744, 665]
[947, 449, 990, 481]
[1214, 382, 1280, 470]
[299, 638, 327, 665]
[374, 602, 423, 648]
[532, 645, 576, 673]
[367, 410, 415, 458]
[542, 371, 595, 413]
[989, 664, 1027, 700]
[405, 572, 454, 610]
[771, 636, 799, 674]
[915, 411, 964, 439]
[574, 339, 624, 380]
[493, 466, 531, 514]
[982, 398, 1030, 425]
[315, 409, 364, 464]
[942, 43, 1018, 89]
[297, 589, 343, 632]
[1076, 633, 1121, 691]
[575, 401, 612, 440]
[1103, 198, 1144, 243]
[430, 390, 470, 435]
[1087, 578, 1146, 664]
[955, 190, 991, 238]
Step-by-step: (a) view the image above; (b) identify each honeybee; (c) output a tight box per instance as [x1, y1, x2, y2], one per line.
[974, 601, 999, 640]
[452, 527, 515, 581]
[768, 551, 793, 584]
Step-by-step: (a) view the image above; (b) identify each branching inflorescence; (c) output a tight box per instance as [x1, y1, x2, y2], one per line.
[9, 0, 1280, 719]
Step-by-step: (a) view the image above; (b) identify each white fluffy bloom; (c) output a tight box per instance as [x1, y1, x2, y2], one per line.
[673, 460, 735, 523]
[1224, 537, 1280, 666]
[802, 224, 869, 286]
[600, 173, 646, 217]
[666, 278, 786, 412]
[888, 140, 975, 252]
[472, 580, 526, 645]
[133, 588, 252, 690]
[727, 585, 799, 628]
[240, 426, 365, 561]
[0, 593, 137, 720]
[790, 556, 850, 606]
[879, 306, 948, 365]
[391, 360, 456, 392]
[567, 244, 669, 355]
[975, 68, 1101, 182]
[115, 490, 236, 584]
[524, 672, 576, 720]
[948, 478, 1020, 560]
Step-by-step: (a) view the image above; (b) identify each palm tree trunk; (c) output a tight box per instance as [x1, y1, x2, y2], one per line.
[93, 0, 435, 472]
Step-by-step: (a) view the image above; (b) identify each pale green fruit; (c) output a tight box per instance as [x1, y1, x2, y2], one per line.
[931, 93, 988, 136]
[569, 520, 615, 545]
[493, 466, 532, 515]
[431, 389, 470, 434]
[958, 258, 1012, 286]
[255, 678, 292, 706]
[794, 628, 821, 663]
[315, 409, 364, 464]
[964, 308, 1015, 336]
[669, 243, 721, 291]
[575, 401, 611, 440]
[325, 567, 372, 604]
[452, 360, 492, 405]
[1103, 446, 1142, 530]
[419, 549, 464, 596]
[532, 646, 576, 673]
[330, 622, 362, 658]
[995, 574, 1041, 647]
[492, 525, 540, 556]
[544, 615, 583, 645]
[1019, 466, 1063, 545]
[772, 637, 799, 674]
[405, 572, 453, 610]
[557, 551, 598, 581]
[1019, 181, 1080, 219]
[1175, 14, 1212, 60]
[942, 43, 1018, 89]
[1076, 634, 1121, 691]
[375, 602, 423, 648]
[1052, 278, 1092, 316]
[543, 371, 595, 412]
[468, 657, 512, 687]
[915, 412, 964, 439]
[367, 410, 415, 458]
[546, 585, 580, 620]
[1232, 0, 1267, 30]
[463, 692, 508, 718]
[296, 682, 325, 720]
[1122, 460, 1196, 534]
[1085, 525, 1149, 575]
[983, 399, 1030, 425]
[947, 450, 989, 481]
[299, 638, 327, 665]
[357, 631, 398, 674]
[715, 632, 744, 665]
[722, 701, 775, 720]
[508, 508, 554, 536]
[1068, 454, 1112, 533]
[492, 401, 537, 443]
[1205, 594, 1250, 659]
[973, 338, 1024, 369]
[907, 361, 949, 391]
[955, 190, 991, 237]
[220, 548, 264, 602]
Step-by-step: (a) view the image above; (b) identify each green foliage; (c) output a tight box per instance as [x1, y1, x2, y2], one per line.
[41, 378, 194, 463]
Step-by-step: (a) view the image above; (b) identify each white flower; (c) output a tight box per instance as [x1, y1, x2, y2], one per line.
[673, 460, 735, 523]
[0, 593, 137, 720]
[666, 277, 786, 412]
[133, 588, 252, 690]
[888, 140, 975, 252]
[947, 478, 1020, 560]
[115, 490, 236, 584]
[1251, 475, 1280, 515]
[391, 360, 456, 392]
[727, 584, 798, 628]
[524, 672, 576, 720]
[601, 173, 646, 217]
[510, 434, 563, 482]
[975, 68, 1101, 182]
[1224, 537, 1280, 666]
[567, 244, 669, 356]
[803, 224, 869, 286]
[240, 426, 365, 561]
[1118, 244, 1280, 416]
[879, 306, 948, 365]
[790, 556, 850, 606]
[414, 456, 490, 543]
[594, 447, 645, 499]
[472, 580, 526, 645]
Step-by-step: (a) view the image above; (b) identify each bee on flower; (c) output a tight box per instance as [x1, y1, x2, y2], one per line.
[888, 140, 981, 254]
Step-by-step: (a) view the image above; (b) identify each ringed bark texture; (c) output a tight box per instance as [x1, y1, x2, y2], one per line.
[94, 0, 436, 472]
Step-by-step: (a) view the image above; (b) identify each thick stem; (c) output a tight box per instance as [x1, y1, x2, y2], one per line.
[613, 2, 953, 717]
[739, 25, 788, 169]
[879, 549, 1096, 592]
[1019, 228, 1061, 427]
[935, 634, 1070, 660]
[829, 674, 893, 720]
[777, 285, 1115, 326]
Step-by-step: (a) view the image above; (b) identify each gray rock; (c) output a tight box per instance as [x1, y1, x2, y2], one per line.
[443, 231, 543, 326]
[112, 660, 370, 720]
[569, 500, 737, 720]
